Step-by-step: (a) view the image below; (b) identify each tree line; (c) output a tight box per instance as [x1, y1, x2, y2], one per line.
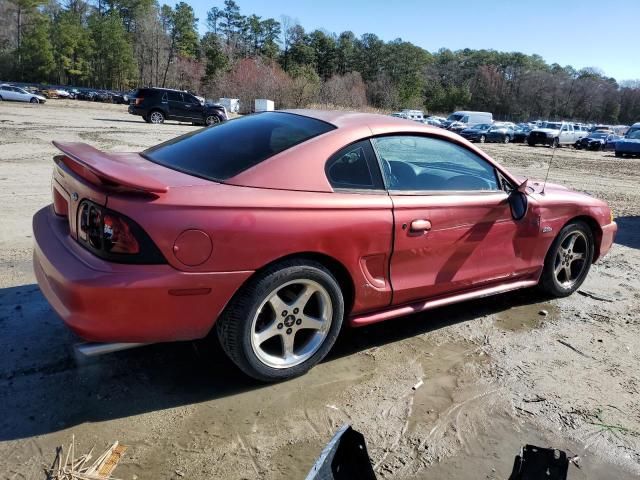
[1, 0, 639, 123]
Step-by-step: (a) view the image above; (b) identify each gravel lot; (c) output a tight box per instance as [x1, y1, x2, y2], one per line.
[1, 99, 639, 479]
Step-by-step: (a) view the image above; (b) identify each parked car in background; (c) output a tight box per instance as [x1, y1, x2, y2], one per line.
[574, 131, 620, 151]
[0, 84, 46, 103]
[527, 121, 582, 147]
[459, 123, 493, 142]
[485, 124, 515, 143]
[391, 109, 425, 122]
[110, 92, 128, 104]
[128, 87, 228, 125]
[444, 111, 493, 131]
[513, 125, 533, 143]
[615, 122, 640, 158]
[33, 110, 617, 381]
[423, 118, 443, 127]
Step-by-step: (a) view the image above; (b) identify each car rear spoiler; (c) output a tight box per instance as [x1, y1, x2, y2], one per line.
[52, 141, 169, 194]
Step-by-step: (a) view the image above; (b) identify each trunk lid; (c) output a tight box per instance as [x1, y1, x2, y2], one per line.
[50, 141, 210, 239]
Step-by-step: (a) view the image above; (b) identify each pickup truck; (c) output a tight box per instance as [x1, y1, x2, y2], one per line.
[527, 122, 584, 147]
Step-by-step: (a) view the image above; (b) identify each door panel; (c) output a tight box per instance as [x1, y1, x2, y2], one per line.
[166, 91, 189, 120]
[390, 192, 532, 305]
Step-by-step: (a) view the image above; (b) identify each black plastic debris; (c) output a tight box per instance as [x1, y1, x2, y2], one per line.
[306, 424, 376, 480]
[509, 444, 569, 480]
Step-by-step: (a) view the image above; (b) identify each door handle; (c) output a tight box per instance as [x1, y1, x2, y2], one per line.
[410, 219, 432, 232]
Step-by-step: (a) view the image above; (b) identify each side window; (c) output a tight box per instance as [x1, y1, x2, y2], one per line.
[326, 140, 383, 190]
[373, 135, 499, 192]
[186, 94, 200, 105]
[167, 91, 183, 102]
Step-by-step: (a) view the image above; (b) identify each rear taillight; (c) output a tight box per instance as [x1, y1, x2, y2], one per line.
[52, 187, 68, 217]
[133, 97, 144, 106]
[78, 200, 165, 264]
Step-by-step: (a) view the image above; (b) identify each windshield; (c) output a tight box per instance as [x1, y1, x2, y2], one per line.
[541, 122, 561, 130]
[447, 114, 464, 121]
[626, 128, 640, 140]
[590, 133, 608, 139]
[142, 112, 335, 181]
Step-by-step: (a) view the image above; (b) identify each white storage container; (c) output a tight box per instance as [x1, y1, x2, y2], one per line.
[254, 99, 275, 112]
[218, 98, 240, 113]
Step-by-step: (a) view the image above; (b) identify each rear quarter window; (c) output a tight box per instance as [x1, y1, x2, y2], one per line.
[142, 112, 336, 181]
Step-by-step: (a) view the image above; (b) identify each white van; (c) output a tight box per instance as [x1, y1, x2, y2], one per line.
[445, 111, 493, 132]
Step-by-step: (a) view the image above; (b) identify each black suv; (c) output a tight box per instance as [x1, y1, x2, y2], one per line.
[128, 88, 227, 126]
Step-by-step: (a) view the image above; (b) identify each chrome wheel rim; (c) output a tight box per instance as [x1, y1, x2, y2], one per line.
[554, 231, 588, 288]
[206, 115, 219, 126]
[150, 112, 163, 123]
[250, 279, 332, 369]
[480, 135, 485, 143]
[504, 136, 510, 143]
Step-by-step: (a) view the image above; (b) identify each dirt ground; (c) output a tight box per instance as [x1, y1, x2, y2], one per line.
[1, 99, 639, 479]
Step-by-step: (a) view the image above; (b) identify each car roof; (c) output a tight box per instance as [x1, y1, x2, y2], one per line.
[226, 109, 517, 192]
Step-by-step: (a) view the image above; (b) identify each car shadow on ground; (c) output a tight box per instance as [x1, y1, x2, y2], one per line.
[614, 216, 640, 249]
[92, 118, 145, 124]
[93, 118, 199, 126]
[0, 282, 550, 442]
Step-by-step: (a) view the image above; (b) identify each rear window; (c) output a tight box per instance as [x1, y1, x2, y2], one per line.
[142, 112, 336, 181]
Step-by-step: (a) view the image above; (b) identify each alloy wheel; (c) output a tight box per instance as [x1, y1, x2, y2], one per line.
[553, 231, 588, 288]
[149, 111, 164, 124]
[205, 115, 220, 126]
[480, 135, 486, 143]
[250, 279, 332, 369]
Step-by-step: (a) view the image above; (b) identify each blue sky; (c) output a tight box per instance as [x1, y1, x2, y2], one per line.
[188, 0, 638, 81]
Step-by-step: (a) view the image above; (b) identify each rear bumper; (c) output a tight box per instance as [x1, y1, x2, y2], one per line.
[33, 206, 252, 343]
[127, 105, 146, 116]
[597, 221, 617, 261]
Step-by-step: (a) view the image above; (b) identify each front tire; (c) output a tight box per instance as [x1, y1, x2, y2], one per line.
[216, 259, 344, 382]
[479, 135, 486, 143]
[205, 114, 221, 126]
[504, 135, 510, 144]
[539, 221, 594, 297]
[30, 97, 38, 104]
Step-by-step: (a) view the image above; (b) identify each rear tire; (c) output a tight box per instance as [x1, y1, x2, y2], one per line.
[528, 141, 535, 147]
[148, 110, 165, 124]
[615, 151, 622, 158]
[504, 135, 510, 144]
[551, 137, 559, 148]
[539, 221, 594, 298]
[216, 259, 344, 382]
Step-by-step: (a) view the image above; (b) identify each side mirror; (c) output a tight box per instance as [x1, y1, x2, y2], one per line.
[509, 190, 528, 220]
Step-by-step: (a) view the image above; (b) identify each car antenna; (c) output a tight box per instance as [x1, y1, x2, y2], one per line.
[541, 121, 561, 195]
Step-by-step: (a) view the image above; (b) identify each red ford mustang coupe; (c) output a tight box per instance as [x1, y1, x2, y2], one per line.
[33, 110, 617, 381]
